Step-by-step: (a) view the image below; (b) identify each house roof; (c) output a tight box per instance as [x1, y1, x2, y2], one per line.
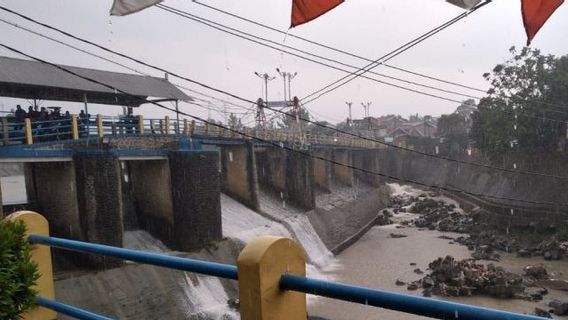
[0, 56, 191, 106]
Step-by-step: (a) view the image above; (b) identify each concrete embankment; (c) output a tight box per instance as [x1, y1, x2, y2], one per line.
[378, 149, 568, 228]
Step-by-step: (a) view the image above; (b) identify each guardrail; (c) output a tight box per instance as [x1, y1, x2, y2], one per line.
[1, 114, 382, 149]
[4, 211, 546, 320]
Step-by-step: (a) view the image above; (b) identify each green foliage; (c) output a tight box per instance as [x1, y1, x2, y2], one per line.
[472, 47, 568, 158]
[227, 113, 243, 131]
[438, 113, 470, 155]
[0, 220, 39, 319]
[279, 107, 310, 129]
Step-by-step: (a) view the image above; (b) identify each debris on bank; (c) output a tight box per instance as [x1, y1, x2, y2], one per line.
[403, 256, 553, 301]
[387, 184, 568, 262]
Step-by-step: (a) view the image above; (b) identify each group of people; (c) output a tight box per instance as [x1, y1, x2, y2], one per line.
[10, 104, 90, 141]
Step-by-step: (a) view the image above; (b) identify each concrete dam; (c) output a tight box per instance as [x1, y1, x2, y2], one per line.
[1, 135, 565, 319]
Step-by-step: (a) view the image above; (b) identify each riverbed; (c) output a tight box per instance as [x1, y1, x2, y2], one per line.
[310, 185, 568, 319]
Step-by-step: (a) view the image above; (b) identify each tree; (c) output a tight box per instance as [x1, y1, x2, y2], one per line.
[278, 107, 310, 129]
[227, 113, 243, 130]
[472, 47, 568, 157]
[438, 113, 469, 155]
[0, 220, 39, 319]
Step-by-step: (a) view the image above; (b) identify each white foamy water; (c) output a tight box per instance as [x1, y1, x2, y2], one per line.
[222, 191, 337, 283]
[256, 191, 336, 273]
[123, 230, 170, 253]
[221, 193, 292, 243]
[180, 273, 238, 320]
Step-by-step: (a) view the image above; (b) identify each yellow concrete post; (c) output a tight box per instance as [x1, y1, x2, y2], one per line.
[5, 211, 56, 320]
[217, 126, 223, 137]
[96, 114, 104, 137]
[3, 117, 9, 145]
[164, 116, 170, 135]
[24, 118, 33, 145]
[204, 122, 209, 136]
[237, 236, 307, 320]
[190, 120, 196, 136]
[183, 119, 189, 135]
[138, 115, 144, 134]
[71, 115, 79, 140]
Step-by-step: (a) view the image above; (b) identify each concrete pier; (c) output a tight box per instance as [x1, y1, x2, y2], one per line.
[286, 152, 315, 210]
[352, 150, 381, 187]
[333, 149, 354, 186]
[169, 151, 223, 251]
[312, 148, 332, 192]
[74, 152, 124, 269]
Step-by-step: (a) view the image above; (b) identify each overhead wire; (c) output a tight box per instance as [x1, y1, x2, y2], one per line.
[3, 42, 567, 208]
[298, 1, 492, 104]
[189, 0, 568, 114]
[192, 0, 487, 94]
[0, 16, 254, 116]
[3, 4, 566, 123]
[3, 7, 568, 180]
[153, 4, 568, 124]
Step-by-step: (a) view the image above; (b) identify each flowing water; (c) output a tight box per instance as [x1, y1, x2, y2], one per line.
[310, 184, 568, 320]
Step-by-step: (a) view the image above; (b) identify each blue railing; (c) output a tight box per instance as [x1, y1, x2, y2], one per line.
[28, 234, 546, 320]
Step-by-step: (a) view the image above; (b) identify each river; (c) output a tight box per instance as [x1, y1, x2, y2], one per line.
[310, 184, 568, 319]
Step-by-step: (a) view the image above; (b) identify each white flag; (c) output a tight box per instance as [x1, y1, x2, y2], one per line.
[110, 0, 163, 16]
[446, 0, 481, 10]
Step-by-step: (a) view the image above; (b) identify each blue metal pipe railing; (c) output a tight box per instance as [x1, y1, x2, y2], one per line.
[28, 234, 547, 320]
[279, 274, 545, 320]
[36, 297, 112, 320]
[29, 235, 238, 280]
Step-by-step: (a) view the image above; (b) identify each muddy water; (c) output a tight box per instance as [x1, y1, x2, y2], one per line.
[310, 215, 568, 319]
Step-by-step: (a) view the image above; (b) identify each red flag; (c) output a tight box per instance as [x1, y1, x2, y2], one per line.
[291, 0, 344, 28]
[522, 0, 564, 45]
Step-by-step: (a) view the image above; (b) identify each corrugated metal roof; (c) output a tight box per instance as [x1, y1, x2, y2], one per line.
[0, 56, 191, 105]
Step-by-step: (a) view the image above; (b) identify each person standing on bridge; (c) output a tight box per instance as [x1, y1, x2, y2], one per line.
[14, 105, 26, 131]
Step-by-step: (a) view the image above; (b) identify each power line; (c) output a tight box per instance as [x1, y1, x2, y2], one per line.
[193, 0, 487, 93]
[4, 8, 568, 181]
[0, 16, 255, 116]
[3, 42, 566, 208]
[188, 0, 568, 115]
[153, 5, 568, 124]
[157, 5, 483, 103]
[300, 1, 492, 104]
[4, 4, 566, 124]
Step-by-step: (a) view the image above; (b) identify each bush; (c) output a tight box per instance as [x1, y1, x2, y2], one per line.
[0, 220, 39, 319]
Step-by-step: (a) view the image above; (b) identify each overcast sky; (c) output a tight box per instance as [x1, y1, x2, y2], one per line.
[1, 0, 567, 125]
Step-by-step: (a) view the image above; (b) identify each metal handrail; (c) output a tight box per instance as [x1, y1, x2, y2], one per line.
[29, 235, 238, 280]
[28, 234, 546, 320]
[36, 297, 112, 320]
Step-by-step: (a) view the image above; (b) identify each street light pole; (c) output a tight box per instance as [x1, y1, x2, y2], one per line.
[287, 72, 297, 101]
[277, 69, 298, 102]
[345, 102, 352, 126]
[254, 72, 276, 106]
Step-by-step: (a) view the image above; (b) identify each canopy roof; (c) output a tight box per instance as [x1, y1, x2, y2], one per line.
[0, 56, 191, 106]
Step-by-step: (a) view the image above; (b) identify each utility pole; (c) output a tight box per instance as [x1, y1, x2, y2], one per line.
[345, 102, 353, 127]
[276, 68, 297, 102]
[361, 101, 372, 130]
[254, 72, 276, 107]
[360, 101, 372, 118]
[255, 98, 266, 129]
